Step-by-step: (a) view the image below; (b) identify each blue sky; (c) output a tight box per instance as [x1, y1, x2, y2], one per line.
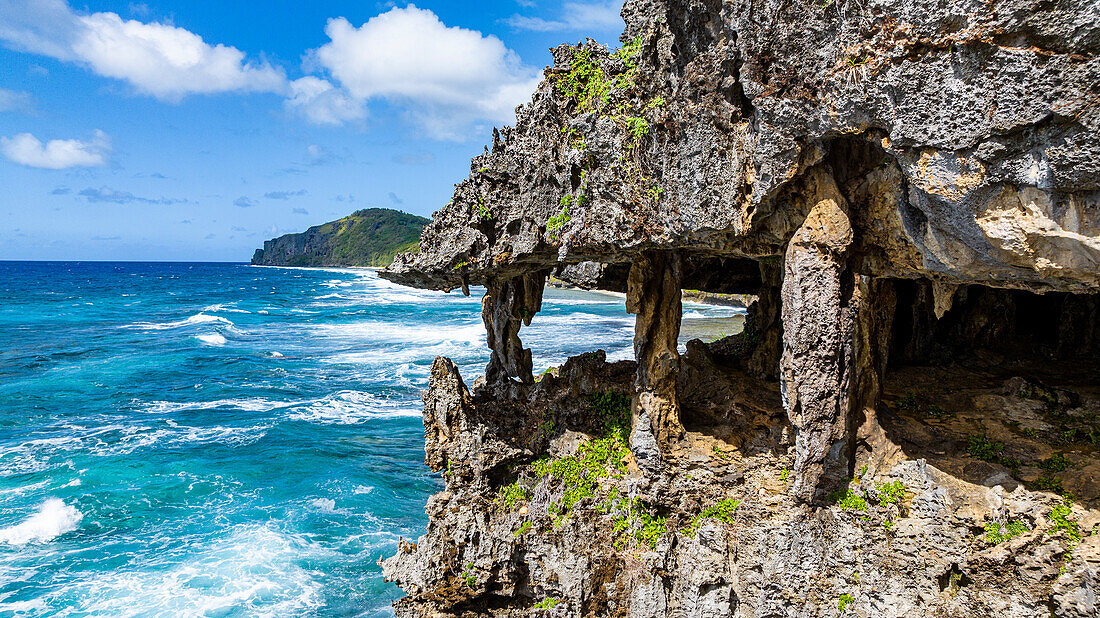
[0, 0, 625, 261]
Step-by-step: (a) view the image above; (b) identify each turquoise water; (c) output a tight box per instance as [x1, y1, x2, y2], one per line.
[0, 262, 742, 616]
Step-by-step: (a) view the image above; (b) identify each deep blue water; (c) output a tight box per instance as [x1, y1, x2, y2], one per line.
[0, 262, 742, 616]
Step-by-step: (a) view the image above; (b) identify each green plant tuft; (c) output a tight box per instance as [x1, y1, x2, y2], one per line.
[829, 486, 868, 512]
[1049, 503, 1082, 547]
[1039, 452, 1072, 473]
[984, 520, 1027, 544]
[684, 498, 741, 537]
[496, 480, 531, 510]
[546, 206, 571, 240]
[875, 480, 906, 506]
[533, 597, 559, 610]
[514, 520, 532, 537]
[967, 434, 1005, 463]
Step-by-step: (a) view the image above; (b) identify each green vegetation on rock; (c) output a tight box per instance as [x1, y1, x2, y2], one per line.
[984, 520, 1027, 544]
[251, 208, 427, 267]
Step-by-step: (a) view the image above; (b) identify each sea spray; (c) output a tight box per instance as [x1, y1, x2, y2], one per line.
[0, 498, 83, 545]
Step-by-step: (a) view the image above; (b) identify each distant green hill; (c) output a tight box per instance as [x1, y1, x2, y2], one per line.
[251, 208, 427, 267]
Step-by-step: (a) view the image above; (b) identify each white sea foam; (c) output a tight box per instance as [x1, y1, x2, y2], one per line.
[141, 398, 281, 415]
[203, 304, 251, 314]
[0, 599, 47, 615]
[286, 390, 420, 425]
[196, 333, 227, 346]
[0, 421, 268, 475]
[310, 498, 337, 513]
[0, 498, 83, 546]
[40, 525, 325, 616]
[125, 313, 233, 331]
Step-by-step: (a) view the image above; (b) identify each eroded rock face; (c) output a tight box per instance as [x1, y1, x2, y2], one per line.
[382, 349, 1100, 617]
[378, 0, 1100, 614]
[383, 0, 1099, 295]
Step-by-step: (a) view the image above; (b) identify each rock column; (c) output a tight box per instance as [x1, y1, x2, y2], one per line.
[626, 251, 684, 466]
[781, 169, 892, 502]
[482, 270, 547, 385]
[746, 258, 784, 380]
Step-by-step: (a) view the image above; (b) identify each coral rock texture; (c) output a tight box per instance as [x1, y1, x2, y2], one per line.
[380, 0, 1099, 614]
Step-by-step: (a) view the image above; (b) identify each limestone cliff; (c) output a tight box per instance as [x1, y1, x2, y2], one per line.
[378, 0, 1099, 615]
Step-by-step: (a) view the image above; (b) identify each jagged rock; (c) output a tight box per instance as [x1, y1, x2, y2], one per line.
[482, 271, 549, 385]
[381, 350, 1099, 617]
[378, 0, 1100, 614]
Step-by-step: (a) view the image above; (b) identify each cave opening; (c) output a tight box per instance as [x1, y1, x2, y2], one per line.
[875, 279, 1100, 506]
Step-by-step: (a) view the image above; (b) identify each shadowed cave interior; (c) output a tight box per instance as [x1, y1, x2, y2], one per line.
[541, 260, 1100, 508]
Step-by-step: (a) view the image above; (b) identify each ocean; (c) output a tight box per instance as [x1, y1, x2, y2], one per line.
[0, 262, 744, 616]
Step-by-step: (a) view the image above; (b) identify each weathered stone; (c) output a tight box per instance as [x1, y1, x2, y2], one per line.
[377, 0, 1100, 614]
[780, 168, 861, 501]
[482, 271, 548, 385]
[627, 251, 684, 456]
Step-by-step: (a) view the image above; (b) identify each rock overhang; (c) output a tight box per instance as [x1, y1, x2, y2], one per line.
[379, 0, 1100, 296]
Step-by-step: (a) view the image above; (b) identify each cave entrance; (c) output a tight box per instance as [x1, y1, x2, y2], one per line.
[876, 280, 1100, 506]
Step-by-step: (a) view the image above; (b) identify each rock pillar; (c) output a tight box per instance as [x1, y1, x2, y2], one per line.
[781, 169, 892, 502]
[482, 271, 547, 385]
[626, 251, 684, 465]
[746, 258, 784, 380]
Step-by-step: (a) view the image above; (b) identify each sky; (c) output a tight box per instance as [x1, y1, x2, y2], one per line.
[0, 0, 626, 261]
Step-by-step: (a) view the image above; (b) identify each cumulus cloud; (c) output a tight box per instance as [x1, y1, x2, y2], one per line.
[0, 0, 285, 101]
[286, 76, 365, 125]
[1, 130, 110, 169]
[78, 185, 183, 204]
[264, 189, 307, 200]
[234, 196, 256, 208]
[0, 88, 35, 113]
[304, 6, 540, 137]
[503, 1, 623, 32]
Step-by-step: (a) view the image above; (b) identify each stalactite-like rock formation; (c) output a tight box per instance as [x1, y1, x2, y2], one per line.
[481, 271, 548, 386]
[379, 0, 1099, 614]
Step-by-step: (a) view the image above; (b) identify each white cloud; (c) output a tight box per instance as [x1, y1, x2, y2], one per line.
[306, 6, 540, 137]
[286, 76, 365, 125]
[0, 0, 285, 101]
[504, 1, 623, 32]
[0, 88, 35, 113]
[78, 185, 185, 204]
[1, 130, 110, 169]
